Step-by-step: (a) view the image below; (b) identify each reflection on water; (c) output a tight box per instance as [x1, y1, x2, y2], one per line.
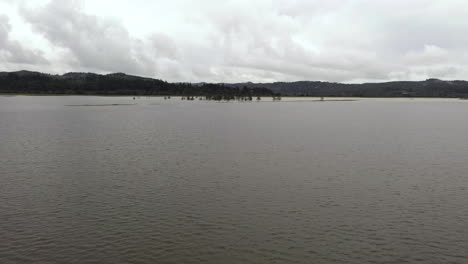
[1, 96, 468, 264]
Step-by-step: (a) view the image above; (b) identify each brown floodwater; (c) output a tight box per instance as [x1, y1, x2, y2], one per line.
[1, 96, 468, 264]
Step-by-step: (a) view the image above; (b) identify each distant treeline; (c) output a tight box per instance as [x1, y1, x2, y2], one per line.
[226, 79, 468, 97]
[0, 71, 275, 97]
[3, 71, 468, 97]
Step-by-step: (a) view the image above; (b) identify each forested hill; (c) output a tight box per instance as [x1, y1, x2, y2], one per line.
[2, 71, 468, 97]
[225, 79, 468, 97]
[0, 71, 275, 97]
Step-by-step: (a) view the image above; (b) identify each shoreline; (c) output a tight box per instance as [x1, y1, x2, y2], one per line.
[0, 93, 466, 100]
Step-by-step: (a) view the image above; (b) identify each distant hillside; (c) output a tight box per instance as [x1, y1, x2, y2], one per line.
[0, 71, 274, 97]
[225, 79, 468, 97]
[2, 71, 468, 97]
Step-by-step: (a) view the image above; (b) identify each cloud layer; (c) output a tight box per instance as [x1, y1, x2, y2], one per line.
[1, 0, 468, 83]
[0, 14, 47, 65]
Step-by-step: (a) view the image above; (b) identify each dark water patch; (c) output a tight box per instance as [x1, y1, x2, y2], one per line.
[65, 104, 136, 106]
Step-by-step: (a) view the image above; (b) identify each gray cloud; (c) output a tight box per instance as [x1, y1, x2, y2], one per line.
[20, 0, 150, 75]
[2, 0, 468, 82]
[0, 14, 47, 66]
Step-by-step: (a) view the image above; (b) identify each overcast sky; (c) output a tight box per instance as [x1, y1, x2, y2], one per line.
[0, 0, 467, 83]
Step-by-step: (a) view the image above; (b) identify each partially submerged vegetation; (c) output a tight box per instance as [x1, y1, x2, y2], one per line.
[178, 95, 281, 101]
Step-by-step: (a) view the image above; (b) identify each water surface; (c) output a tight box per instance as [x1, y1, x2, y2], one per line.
[1, 96, 468, 264]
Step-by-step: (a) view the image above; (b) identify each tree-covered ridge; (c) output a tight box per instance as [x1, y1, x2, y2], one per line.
[2, 71, 468, 97]
[0, 71, 275, 97]
[226, 79, 468, 97]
